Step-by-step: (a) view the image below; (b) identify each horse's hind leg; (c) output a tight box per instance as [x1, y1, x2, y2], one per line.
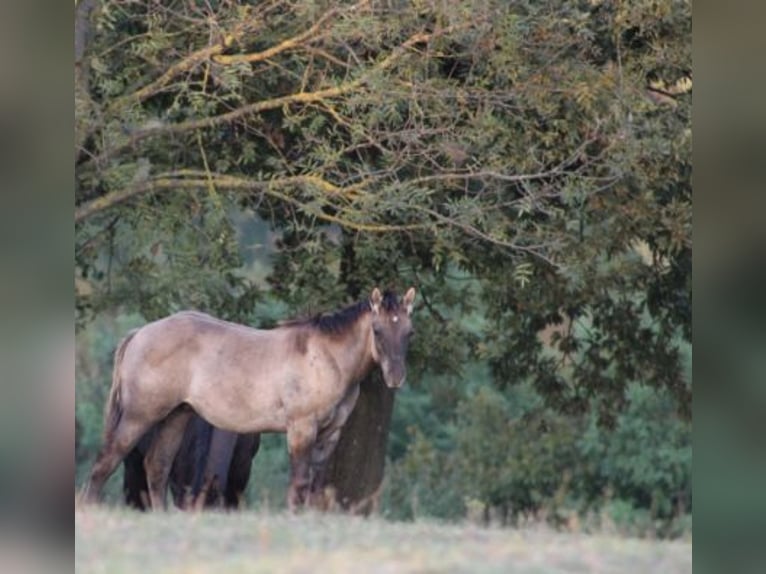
[122, 441, 150, 510]
[144, 405, 194, 510]
[225, 433, 260, 509]
[83, 415, 153, 503]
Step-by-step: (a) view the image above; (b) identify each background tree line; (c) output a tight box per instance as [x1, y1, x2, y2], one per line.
[75, 0, 691, 537]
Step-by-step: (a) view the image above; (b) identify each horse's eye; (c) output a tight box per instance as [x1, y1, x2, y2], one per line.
[407, 329, 415, 339]
[373, 325, 382, 336]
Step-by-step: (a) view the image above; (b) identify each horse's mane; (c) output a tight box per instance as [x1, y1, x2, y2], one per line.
[281, 291, 400, 335]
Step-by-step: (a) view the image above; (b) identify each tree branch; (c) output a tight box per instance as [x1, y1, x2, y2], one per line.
[105, 1, 374, 114]
[410, 203, 564, 267]
[107, 32, 242, 114]
[210, 3, 347, 65]
[89, 30, 432, 168]
[74, 171, 422, 234]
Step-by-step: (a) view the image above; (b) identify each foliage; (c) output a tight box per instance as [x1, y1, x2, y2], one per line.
[579, 383, 692, 520]
[454, 385, 582, 522]
[382, 372, 691, 537]
[76, 0, 691, 415]
[383, 424, 465, 522]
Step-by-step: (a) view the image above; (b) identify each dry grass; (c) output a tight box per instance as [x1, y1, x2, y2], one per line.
[75, 505, 691, 574]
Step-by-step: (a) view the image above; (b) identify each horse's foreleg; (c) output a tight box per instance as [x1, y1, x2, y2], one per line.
[144, 405, 193, 510]
[83, 415, 152, 504]
[308, 427, 342, 503]
[306, 385, 359, 509]
[286, 420, 317, 511]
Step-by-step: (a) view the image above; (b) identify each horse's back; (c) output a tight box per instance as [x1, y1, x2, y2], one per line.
[118, 310, 300, 433]
[124, 311, 264, 365]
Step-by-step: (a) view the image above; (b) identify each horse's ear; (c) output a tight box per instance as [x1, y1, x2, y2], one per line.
[370, 287, 383, 314]
[403, 287, 416, 315]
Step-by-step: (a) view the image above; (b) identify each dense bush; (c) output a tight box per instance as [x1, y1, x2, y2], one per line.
[579, 384, 692, 528]
[383, 427, 465, 522]
[380, 372, 691, 537]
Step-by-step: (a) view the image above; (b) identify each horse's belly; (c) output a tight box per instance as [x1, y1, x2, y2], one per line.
[204, 409, 286, 434]
[186, 375, 287, 434]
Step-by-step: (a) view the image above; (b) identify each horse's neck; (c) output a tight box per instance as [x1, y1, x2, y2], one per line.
[326, 314, 375, 388]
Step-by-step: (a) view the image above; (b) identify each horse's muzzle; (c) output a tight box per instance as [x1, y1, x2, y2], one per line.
[383, 365, 406, 389]
[390, 376, 406, 389]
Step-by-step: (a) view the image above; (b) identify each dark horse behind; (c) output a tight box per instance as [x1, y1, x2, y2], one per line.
[123, 414, 260, 510]
[83, 287, 416, 510]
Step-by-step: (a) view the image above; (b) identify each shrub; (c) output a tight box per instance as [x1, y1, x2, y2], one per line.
[383, 427, 465, 522]
[383, 379, 691, 538]
[454, 385, 584, 524]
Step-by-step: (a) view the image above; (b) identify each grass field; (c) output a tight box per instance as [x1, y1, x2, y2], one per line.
[75, 506, 691, 574]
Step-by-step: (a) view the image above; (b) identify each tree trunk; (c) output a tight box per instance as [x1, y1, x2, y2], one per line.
[324, 370, 395, 514]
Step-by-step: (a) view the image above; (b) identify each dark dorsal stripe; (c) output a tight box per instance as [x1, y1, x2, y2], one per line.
[282, 290, 401, 335]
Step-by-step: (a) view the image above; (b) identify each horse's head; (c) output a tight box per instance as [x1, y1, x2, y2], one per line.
[369, 287, 416, 389]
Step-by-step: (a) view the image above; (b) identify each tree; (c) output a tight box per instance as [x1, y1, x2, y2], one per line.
[75, 0, 691, 509]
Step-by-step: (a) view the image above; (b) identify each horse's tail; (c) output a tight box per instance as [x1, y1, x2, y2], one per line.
[103, 329, 137, 443]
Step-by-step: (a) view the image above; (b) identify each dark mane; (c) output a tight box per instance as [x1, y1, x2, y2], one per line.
[282, 291, 401, 335]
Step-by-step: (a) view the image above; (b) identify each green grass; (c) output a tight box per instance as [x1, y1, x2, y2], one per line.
[76, 506, 691, 574]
